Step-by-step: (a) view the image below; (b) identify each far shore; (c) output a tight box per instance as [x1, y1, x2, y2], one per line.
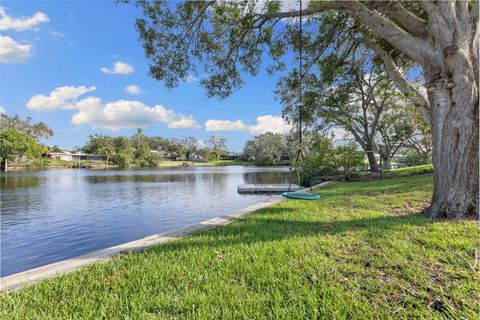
[1, 159, 291, 172]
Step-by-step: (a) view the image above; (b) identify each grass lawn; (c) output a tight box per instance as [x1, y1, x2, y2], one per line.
[155, 159, 251, 167]
[391, 164, 433, 172]
[193, 159, 251, 166]
[1, 174, 478, 319]
[388, 164, 433, 175]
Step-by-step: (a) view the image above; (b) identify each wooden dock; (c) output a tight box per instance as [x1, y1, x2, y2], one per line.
[237, 184, 301, 194]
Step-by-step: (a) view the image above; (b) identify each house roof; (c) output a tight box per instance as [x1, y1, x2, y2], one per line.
[46, 150, 72, 155]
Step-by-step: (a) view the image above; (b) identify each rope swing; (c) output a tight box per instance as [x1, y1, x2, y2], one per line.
[282, 0, 320, 200]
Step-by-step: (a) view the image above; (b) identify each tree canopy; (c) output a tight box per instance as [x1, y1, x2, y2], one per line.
[243, 132, 288, 165]
[1, 113, 53, 140]
[0, 129, 46, 170]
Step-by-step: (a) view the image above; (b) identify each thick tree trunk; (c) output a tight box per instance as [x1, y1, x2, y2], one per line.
[366, 150, 379, 173]
[424, 67, 479, 219]
[382, 157, 391, 171]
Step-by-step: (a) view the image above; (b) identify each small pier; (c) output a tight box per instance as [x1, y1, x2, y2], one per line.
[237, 184, 301, 194]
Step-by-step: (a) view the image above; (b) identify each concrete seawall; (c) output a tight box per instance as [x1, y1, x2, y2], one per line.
[0, 182, 329, 291]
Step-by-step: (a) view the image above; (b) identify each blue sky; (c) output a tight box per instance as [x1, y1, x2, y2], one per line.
[0, 1, 293, 151]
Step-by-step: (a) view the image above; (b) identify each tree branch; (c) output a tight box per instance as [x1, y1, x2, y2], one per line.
[260, 0, 434, 64]
[366, 1, 427, 37]
[419, 1, 440, 17]
[180, 1, 216, 42]
[364, 39, 432, 126]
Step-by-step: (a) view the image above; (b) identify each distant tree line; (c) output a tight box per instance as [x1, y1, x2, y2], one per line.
[0, 113, 230, 170]
[82, 129, 229, 167]
[242, 129, 432, 179]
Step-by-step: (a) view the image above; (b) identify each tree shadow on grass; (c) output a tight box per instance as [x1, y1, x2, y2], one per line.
[147, 207, 436, 254]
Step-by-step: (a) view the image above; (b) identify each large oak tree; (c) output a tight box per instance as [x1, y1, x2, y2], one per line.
[128, 0, 478, 219]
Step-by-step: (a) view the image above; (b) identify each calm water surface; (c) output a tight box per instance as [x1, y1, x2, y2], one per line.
[0, 166, 289, 276]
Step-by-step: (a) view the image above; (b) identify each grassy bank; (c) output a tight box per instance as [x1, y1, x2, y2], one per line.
[386, 164, 434, 177]
[13, 159, 251, 170]
[156, 159, 252, 167]
[1, 174, 478, 319]
[345, 164, 434, 182]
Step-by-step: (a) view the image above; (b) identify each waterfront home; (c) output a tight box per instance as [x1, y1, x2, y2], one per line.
[43, 151, 107, 162]
[72, 151, 108, 161]
[43, 150, 74, 161]
[188, 154, 207, 162]
[150, 150, 180, 161]
[224, 152, 243, 160]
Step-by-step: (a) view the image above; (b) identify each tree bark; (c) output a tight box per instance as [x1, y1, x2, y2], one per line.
[424, 86, 478, 219]
[366, 149, 379, 173]
[382, 157, 391, 171]
[423, 53, 479, 219]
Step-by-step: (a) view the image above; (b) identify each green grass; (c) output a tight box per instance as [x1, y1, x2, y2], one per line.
[390, 164, 433, 174]
[155, 160, 185, 167]
[1, 174, 478, 319]
[348, 165, 434, 181]
[156, 159, 253, 167]
[195, 159, 252, 166]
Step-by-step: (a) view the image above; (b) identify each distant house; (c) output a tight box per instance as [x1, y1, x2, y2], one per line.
[224, 152, 243, 160]
[151, 150, 180, 161]
[72, 151, 108, 161]
[44, 150, 74, 161]
[43, 150, 107, 162]
[188, 154, 207, 162]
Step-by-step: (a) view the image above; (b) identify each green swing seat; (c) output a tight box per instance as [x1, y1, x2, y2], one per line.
[282, 191, 320, 200]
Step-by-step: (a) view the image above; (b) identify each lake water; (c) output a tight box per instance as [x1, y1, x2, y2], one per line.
[0, 166, 290, 277]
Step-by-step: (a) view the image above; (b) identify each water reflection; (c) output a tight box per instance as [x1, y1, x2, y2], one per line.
[0, 175, 42, 189]
[0, 166, 289, 276]
[242, 170, 292, 184]
[83, 174, 198, 184]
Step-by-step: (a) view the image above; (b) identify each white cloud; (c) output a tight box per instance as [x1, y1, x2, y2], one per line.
[248, 115, 292, 135]
[100, 61, 134, 75]
[26, 85, 96, 111]
[0, 35, 32, 63]
[26, 85, 199, 131]
[72, 99, 199, 131]
[205, 115, 291, 135]
[0, 106, 6, 114]
[125, 85, 142, 94]
[168, 116, 200, 129]
[205, 119, 247, 132]
[0, 7, 50, 31]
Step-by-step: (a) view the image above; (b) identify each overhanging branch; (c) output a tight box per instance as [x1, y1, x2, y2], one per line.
[259, 0, 434, 64]
[365, 39, 432, 126]
[366, 1, 427, 37]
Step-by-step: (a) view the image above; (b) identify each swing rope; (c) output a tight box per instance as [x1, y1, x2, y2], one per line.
[284, 0, 316, 199]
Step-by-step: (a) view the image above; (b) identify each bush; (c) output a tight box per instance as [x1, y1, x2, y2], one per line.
[294, 138, 365, 184]
[111, 152, 132, 167]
